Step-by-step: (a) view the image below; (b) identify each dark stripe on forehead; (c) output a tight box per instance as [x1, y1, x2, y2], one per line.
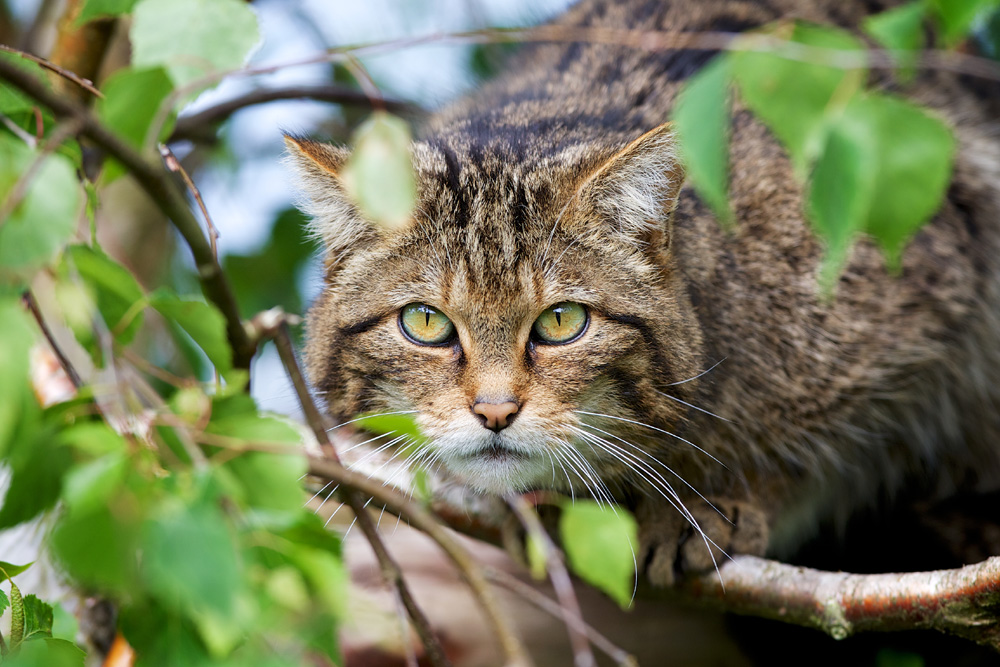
[339, 314, 386, 337]
[604, 310, 676, 385]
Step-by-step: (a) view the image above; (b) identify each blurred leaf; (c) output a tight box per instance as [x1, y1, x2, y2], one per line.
[526, 533, 547, 580]
[131, 0, 260, 89]
[0, 135, 82, 281]
[221, 452, 306, 512]
[223, 208, 317, 318]
[807, 105, 877, 292]
[876, 648, 926, 667]
[0, 295, 36, 458]
[0, 427, 73, 529]
[61, 451, 128, 514]
[929, 0, 999, 46]
[77, 0, 140, 23]
[21, 594, 53, 642]
[559, 500, 637, 608]
[140, 496, 243, 617]
[673, 56, 733, 226]
[57, 421, 127, 456]
[854, 94, 955, 268]
[150, 289, 233, 377]
[976, 6, 1000, 57]
[96, 66, 175, 182]
[51, 501, 141, 593]
[342, 112, 417, 230]
[0, 52, 48, 115]
[118, 601, 213, 666]
[64, 245, 145, 345]
[2, 637, 86, 667]
[731, 22, 866, 173]
[864, 2, 926, 78]
[0, 561, 33, 579]
[353, 412, 428, 445]
[50, 603, 79, 642]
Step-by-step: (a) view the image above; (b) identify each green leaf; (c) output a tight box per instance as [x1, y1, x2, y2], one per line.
[558, 501, 638, 609]
[0, 562, 34, 580]
[21, 595, 53, 642]
[525, 533, 547, 580]
[62, 452, 128, 514]
[0, 52, 48, 115]
[57, 421, 127, 456]
[864, 2, 926, 79]
[221, 451, 306, 512]
[63, 245, 146, 344]
[0, 296, 36, 458]
[929, 0, 999, 46]
[672, 56, 733, 226]
[341, 112, 418, 230]
[865, 2, 927, 52]
[0, 427, 73, 529]
[96, 67, 175, 182]
[77, 0, 140, 23]
[140, 498, 243, 617]
[0, 588, 8, 617]
[852, 94, 955, 268]
[51, 502, 141, 593]
[2, 637, 86, 667]
[731, 22, 866, 174]
[353, 412, 428, 445]
[50, 603, 79, 642]
[0, 135, 82, 281]
[150, 289, 233, 377]
[130, 0, 260, 89]
[807, 104, 877, 292]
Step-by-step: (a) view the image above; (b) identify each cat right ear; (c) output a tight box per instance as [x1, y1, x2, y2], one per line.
[283, 135, 379, 262]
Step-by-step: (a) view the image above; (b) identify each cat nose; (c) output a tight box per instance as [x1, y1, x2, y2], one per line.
[472, 400, 520, 432]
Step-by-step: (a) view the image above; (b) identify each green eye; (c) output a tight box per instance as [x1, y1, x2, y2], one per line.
[400, 303, 455, 345]
[532, 302, 588, 344]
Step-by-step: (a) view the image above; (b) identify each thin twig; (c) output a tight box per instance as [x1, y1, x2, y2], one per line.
[21, 290, 83, 389]
[0, 57, 256, 372]
[0, 111, 37, 146]
[308, 455, 533, 667]
[264, 313, 456, 667]
[507, 496, 596, 667]
[0, 43, 104, 98]
[159, 144, 220, 261]
[483, 566, 637, 667]
[168, 85, 417, 142]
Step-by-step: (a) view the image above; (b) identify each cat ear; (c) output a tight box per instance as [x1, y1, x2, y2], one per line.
[569, 122, 685, 249]
[283, 135, 380, 259]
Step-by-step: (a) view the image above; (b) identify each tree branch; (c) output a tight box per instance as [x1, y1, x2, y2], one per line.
[673, 555, 1000, 649]
[0, 57, 256, 372]
[263, 312, 452, 667]
[169, 85, 419, 143]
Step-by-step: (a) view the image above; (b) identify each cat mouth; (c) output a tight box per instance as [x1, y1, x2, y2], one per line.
[463, 441, 525, 462]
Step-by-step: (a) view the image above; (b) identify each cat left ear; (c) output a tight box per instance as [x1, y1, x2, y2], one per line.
[569, 122, 684, 249]
[283, 135, 381, 261]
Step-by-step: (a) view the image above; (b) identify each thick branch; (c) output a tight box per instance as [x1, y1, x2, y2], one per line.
[0, 57, 255, 371]
[675, 555, 1000, 649]
[169, 85, 419, 143]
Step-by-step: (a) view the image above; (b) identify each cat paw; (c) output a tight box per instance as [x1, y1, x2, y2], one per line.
[637, 498, 769, 587]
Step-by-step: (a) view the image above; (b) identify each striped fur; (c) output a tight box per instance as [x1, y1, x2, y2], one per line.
[289, 0, 1000, 573]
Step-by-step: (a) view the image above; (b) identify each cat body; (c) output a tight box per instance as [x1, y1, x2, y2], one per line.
[289, 0, 1000, 582]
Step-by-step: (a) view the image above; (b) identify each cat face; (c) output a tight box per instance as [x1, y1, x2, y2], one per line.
[290, 124, 705, 497]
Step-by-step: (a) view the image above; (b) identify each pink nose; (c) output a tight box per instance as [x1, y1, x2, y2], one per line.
[473, 401, 519, 431]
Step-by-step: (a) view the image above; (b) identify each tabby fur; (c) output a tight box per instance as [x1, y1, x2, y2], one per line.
[288, 0, 1000, 583]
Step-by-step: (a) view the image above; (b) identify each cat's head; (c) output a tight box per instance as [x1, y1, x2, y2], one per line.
[287, 122, 705, 497]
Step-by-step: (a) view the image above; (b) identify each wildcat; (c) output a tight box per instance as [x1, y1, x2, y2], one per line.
[287, 0, 1000, 585]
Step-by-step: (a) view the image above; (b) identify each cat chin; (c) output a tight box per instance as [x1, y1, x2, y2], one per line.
[439, 452, 553, 496]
